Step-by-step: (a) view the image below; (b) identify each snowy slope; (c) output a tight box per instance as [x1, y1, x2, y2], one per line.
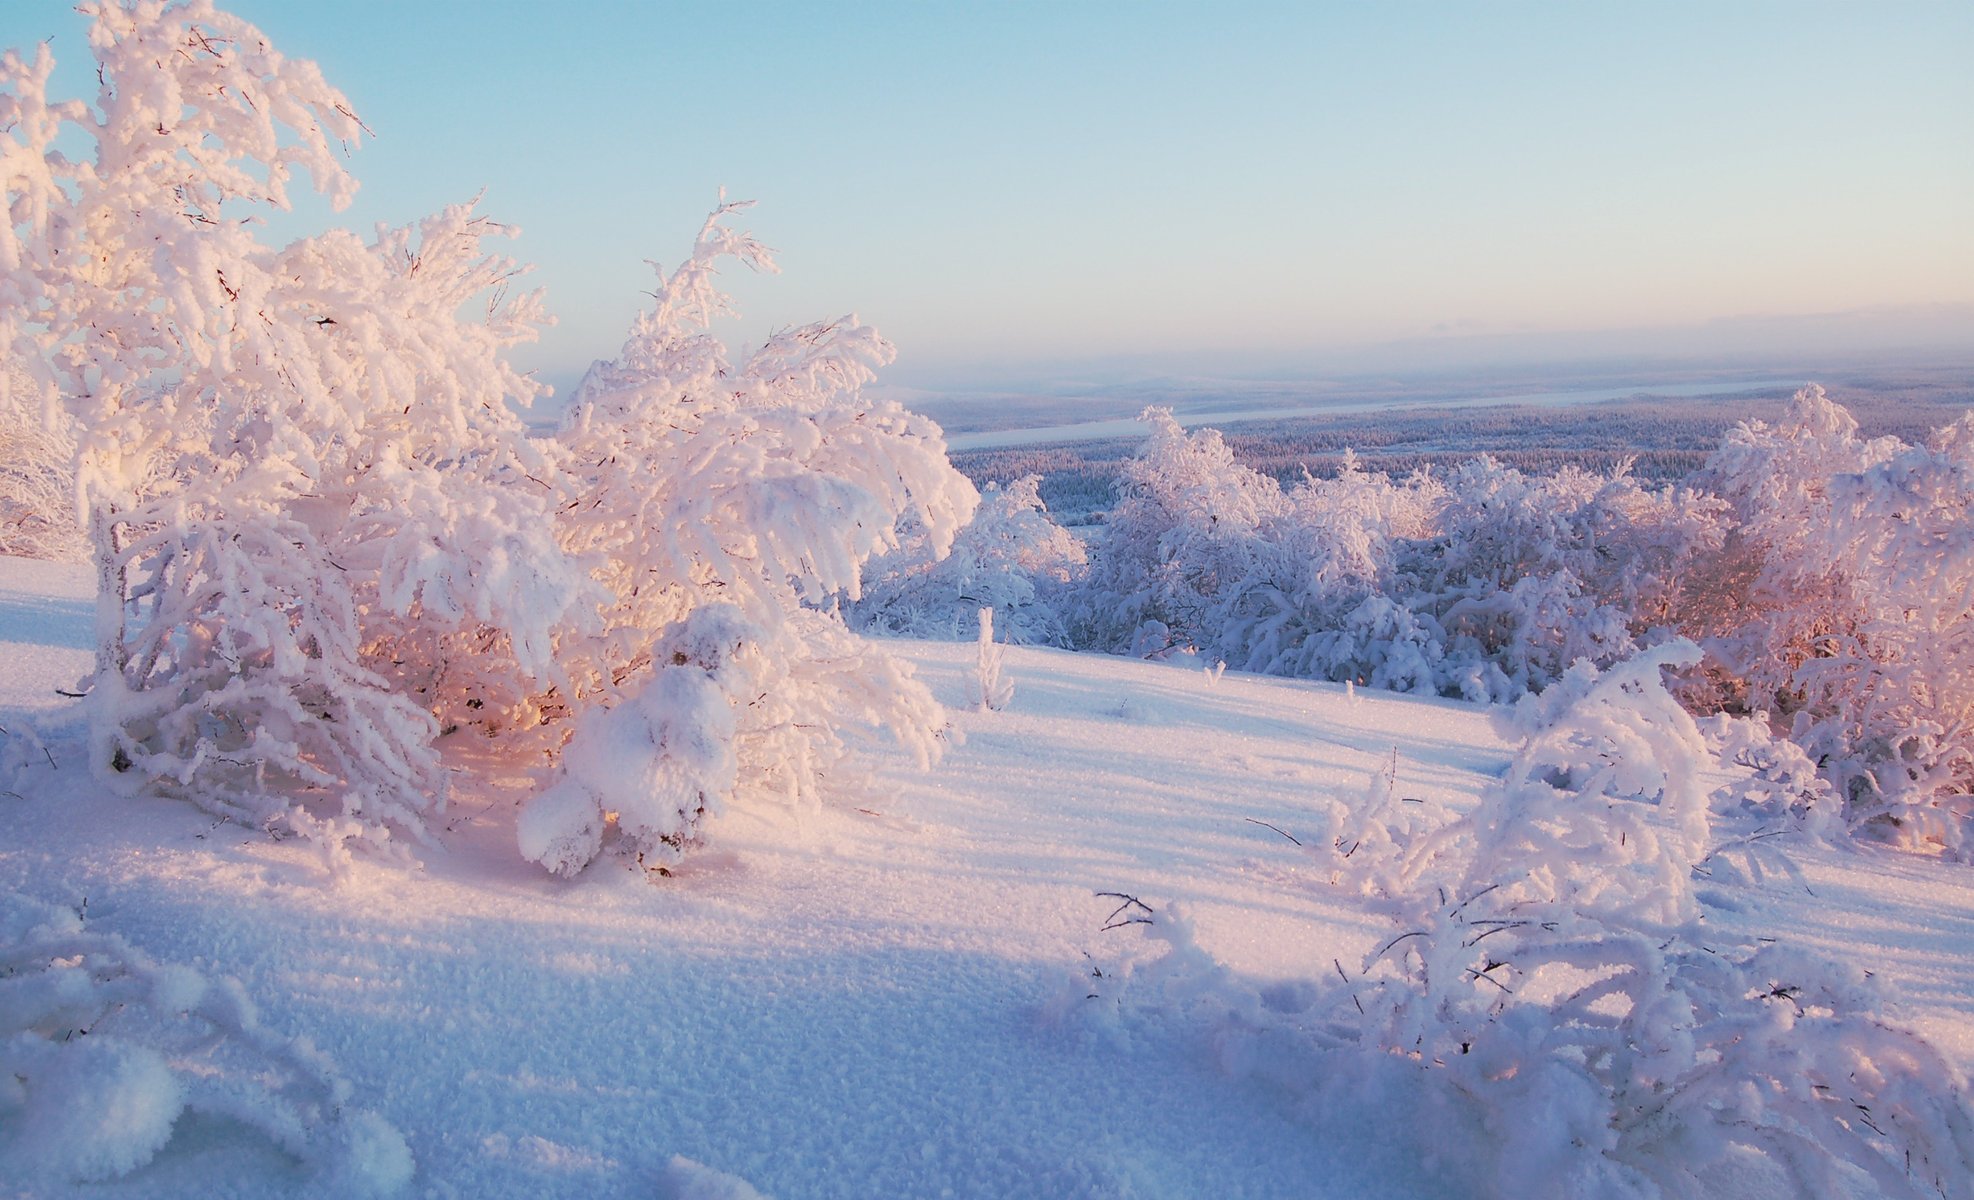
[3, 555, 1971, 1199]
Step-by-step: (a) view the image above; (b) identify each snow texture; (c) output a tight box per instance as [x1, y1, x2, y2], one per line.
[5, 555, 1974, 1199]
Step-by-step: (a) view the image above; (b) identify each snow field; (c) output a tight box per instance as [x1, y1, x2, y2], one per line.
[4, 557, 1972, 1198]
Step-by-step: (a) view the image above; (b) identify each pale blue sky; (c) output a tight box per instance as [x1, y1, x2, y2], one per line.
[10, 1, 1972, 394]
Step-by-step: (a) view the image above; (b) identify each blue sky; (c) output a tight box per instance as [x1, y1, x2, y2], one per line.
[9, 1, 1972, 395]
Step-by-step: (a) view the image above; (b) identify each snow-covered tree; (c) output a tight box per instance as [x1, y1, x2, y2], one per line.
[3, 5, 970, 874]
[1696, 385, 1974, 855]
[0, 3, 588, 862]
[1070, 419, 1721, 703]
[1069, 408, 1286, 655]
[1810, 416, 1974, 853]
[517, 202, 977, 875]
[1689, 385, 1897, 713]
[852, 473, 1084, 647]
[1400, 458, 1723, 702]
[1206, 453, 1443, 687]
[0, 359, 83, 560]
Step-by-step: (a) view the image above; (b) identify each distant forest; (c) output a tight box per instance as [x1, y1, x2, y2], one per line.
[953, 375, 1974, 521]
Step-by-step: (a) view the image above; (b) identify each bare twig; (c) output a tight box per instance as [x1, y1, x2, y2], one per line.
[1244, 817, 1302, 846]
[1333, 958, 1365, 1014]
[1447, 881, 1502, 918]
[1372, 930, 1427, 962]
[1094, 891, 1154, 931]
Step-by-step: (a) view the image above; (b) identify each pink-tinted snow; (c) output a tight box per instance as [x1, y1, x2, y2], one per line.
[3, 557, 1970, 1198]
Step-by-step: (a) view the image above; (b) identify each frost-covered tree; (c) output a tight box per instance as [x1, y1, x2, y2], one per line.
[1812, 416, 1974, 852]
[517, 202, 977, 876]
[1696, 385, 1974, 856]
[3, 4, 969, 874]
[1069, 407, 1286, 655]
[0, 2, 586, 862]
[1206, 452, 1443, 687]
[853, 473, 1084, 647]
[1400, 458, 1724, 702]
[0, 359, 83, 560]
[1070, 417, 1721, 702]
[1689, 385, 1897, 713]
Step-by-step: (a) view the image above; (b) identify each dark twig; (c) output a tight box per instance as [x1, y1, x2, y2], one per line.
[1334, 958, 1364, 1014]
[1372, 930, 1428, 962]
[1244, 817, 1302, 846]
[1447, 881, 1502, 919]
[1095, 891, 1154, 931]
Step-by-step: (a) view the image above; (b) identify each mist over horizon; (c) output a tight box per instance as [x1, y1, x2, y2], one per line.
[527, 300, 1974, 420]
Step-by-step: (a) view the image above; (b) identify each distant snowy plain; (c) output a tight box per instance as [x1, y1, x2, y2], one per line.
[4, 554, 1972, 1199]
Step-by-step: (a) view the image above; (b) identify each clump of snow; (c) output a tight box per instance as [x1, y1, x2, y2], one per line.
[0, 1035, 182, 1182]
[660, 1155, 775, 1200]
[968, 607, 1014, 712]
[0, 888, 410, 1191]
[519, 653, 738, 877]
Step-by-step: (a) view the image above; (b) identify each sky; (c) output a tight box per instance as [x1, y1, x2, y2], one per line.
[7, 1, 1972, 396]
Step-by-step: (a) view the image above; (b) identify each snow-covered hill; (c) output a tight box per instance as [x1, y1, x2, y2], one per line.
[4, 556, 1972, 1199]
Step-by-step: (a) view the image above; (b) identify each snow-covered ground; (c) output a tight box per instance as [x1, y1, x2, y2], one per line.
[4, 555, 1972, 1199]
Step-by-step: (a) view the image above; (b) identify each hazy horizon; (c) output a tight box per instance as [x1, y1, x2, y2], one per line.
[9, 1, 1969, 401]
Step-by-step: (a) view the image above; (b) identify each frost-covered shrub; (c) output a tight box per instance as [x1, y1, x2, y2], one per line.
[1337, 642, 1974, 1197]
[519, 203, 975, 875]
[1090, 643, 1974, 1198]
[0, 361, 83, 561]
[1401, 458, 1724, 702]
[1690, 384, 1899, 716]
[1068, 408, 1285, 654]
[968, 606, 1013, 712]
[1206, 455, 1442, 685]
[1697, 385, 1974, 856]
[1069, 419, 1722, 704]
[0, 3, 587, 864]
[853, 474, 1083, 647]
[1698, 711, 1842, 843]
[3, 6, 974, 875]
[0, 889, 411, 1192]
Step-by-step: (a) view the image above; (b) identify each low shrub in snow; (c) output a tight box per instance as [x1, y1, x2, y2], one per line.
[0, 889, 410, 1191]
[1083, 644, 1974, 1198]
[1063, 386, 1974, 862]
[0, 3, 974, 874]
[1698, 385, 1974, 858]
[968, 607, 1014, 712]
